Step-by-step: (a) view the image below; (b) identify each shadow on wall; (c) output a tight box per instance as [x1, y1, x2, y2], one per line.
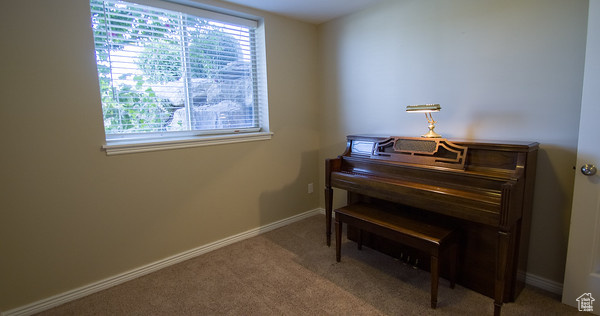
[318, 140, 350, 209]
[258, 149, 320, 225]
[528, 145, 577, 280]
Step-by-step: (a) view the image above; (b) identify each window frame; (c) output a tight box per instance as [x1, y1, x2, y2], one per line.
[90, 0, 271, 155]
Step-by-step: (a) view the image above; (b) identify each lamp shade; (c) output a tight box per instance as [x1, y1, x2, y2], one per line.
[406, 104, 441, 112]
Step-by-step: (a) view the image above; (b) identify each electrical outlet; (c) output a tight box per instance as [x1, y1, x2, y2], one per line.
[308, 183, 314, 194]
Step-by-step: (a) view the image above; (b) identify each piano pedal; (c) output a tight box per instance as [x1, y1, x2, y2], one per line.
[412, 258, 419, 269]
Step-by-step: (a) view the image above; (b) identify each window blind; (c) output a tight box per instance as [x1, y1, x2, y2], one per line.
[90, 0, 261, 139]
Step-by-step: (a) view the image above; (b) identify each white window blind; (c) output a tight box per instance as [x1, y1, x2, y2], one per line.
[90, 0, 265, 143]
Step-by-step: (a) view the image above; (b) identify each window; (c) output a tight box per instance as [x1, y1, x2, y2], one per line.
[89, 0, 270, 155]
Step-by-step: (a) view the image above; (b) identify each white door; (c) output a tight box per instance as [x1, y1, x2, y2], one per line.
[562, 1, 600, 314]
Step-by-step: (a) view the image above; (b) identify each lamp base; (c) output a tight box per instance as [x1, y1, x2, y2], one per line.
[421, 124, 442, 138]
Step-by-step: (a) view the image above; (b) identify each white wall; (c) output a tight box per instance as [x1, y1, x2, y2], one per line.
[318, 0, 588, 284]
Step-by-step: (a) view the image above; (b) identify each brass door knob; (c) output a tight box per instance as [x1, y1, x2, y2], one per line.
[581, 164, 597, 176]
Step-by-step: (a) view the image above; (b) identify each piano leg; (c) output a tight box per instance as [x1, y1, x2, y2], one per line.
[494, 230, 511, 316]
[335, 214, 342, 262]
[325, 187, 333, 246]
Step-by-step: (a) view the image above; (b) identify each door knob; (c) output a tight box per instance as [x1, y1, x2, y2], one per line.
[581, 164, 597, 176]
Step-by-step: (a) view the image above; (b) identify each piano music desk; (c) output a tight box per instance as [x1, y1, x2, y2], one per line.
[335, 203, 458, 309]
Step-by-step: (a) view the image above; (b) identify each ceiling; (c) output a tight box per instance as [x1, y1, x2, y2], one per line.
[219, 0, 386, 24]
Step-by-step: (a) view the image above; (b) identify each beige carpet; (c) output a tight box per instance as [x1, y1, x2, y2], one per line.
[37, 214, 579, 315]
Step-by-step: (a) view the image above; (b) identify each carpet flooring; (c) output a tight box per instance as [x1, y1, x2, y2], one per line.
[37, 214, 580, 315]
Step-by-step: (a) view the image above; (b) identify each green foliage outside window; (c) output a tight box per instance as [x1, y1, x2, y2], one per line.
[90, 0, 250, 134]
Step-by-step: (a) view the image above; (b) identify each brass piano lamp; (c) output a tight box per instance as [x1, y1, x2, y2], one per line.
[406, 104, 442, 138]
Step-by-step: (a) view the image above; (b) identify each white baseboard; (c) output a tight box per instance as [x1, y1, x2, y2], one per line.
[525, 272, 563, 295]
[1, 208, 324, 316]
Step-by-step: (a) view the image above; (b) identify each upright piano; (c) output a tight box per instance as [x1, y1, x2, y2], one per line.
[325, 135, 538, 315]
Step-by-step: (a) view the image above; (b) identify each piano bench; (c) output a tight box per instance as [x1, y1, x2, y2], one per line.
[334, 203, 458, 309]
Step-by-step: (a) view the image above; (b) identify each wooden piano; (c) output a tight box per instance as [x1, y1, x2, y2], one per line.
[325, 135, 538, 315]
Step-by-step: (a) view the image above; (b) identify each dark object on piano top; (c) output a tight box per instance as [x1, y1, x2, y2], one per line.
[324, 135, 538, 316]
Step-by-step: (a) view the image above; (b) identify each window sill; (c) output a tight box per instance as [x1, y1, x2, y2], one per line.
[102, 131, 273, 156]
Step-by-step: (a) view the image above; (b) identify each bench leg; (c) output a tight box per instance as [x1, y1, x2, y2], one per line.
[431, 255, 439, 309]
[449, 243, 458, 289]
[357, 229, 363, 250]
[335, 215, 342, 262]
